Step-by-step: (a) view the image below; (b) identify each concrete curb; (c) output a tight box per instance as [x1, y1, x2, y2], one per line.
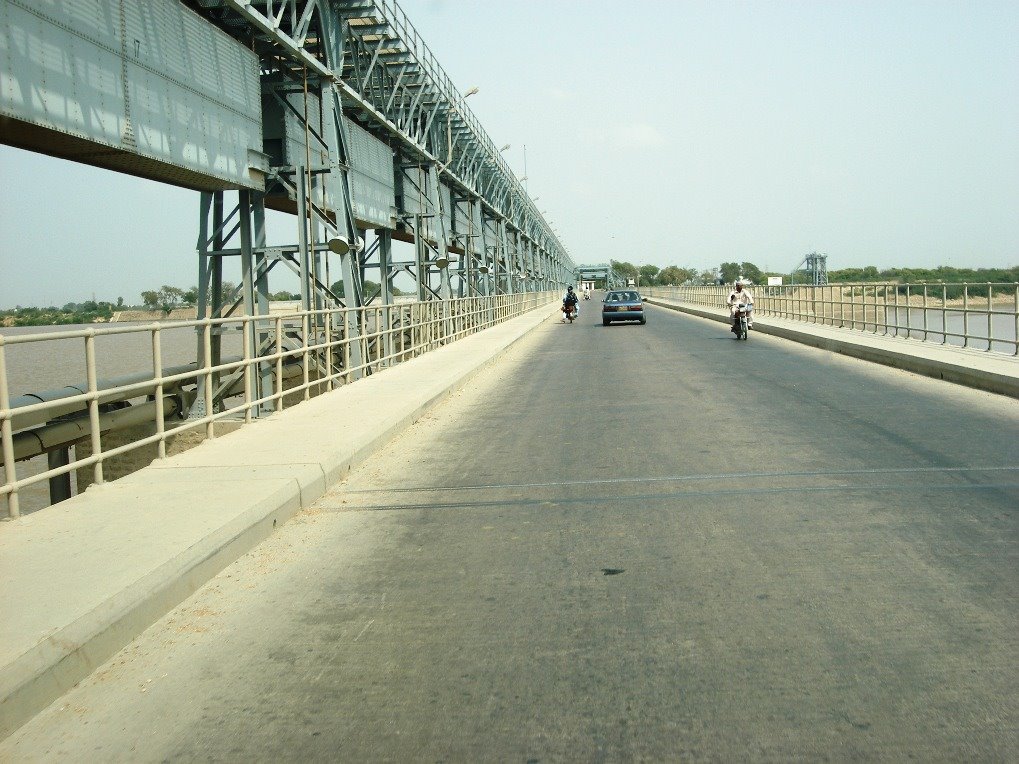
[646, 298, 1019, 399]
[0, 478, 304, 742]
[0, 303, 557, 740]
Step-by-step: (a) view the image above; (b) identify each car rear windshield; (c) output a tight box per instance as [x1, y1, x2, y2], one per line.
[606, 292, 640, 302]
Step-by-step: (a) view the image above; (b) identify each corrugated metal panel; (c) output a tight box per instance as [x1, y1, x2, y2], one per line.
[462, 202, 483, 256]
[440, 183, 452, 234]
[346, 118, 394, 229]
[264, 86, 396, 230]
[50, 0, 109, 39]
[482, 217, 500, 260]
[281, 88, 324, 168]
[398, 164, 435, 241]
[451, 197, 479, 239]
[0, 0, 263, 191]
[397, 165, 421, 216]
[347, 118, 389, 183]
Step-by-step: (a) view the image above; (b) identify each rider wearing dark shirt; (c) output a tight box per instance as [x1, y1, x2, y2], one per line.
[562, 286, 579, 321]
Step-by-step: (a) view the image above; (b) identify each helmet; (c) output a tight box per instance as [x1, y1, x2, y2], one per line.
[567, 285, 574, 292]
[734, 281, 744, 289]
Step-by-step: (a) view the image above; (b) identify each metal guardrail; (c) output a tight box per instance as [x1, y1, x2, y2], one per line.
[645, 283, 1019, 355]
[0, 292, 554, 519]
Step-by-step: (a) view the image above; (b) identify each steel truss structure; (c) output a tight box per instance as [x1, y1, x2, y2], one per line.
[184, 0, 574, 411]
[0, 0, 574, 514]
[792, 252, 828, 286]
[575, 263, 619, 289]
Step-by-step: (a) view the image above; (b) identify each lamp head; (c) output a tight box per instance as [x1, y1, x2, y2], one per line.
[326, 235, 364, 256]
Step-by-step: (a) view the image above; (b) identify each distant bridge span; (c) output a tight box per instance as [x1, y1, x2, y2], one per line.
[575, 263, 620, 289]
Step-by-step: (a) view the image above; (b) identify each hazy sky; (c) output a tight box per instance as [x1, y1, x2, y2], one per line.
[1, 0, 1016, 308]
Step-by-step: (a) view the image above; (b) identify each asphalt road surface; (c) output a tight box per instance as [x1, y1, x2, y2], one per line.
[4, 301, 1017, 761]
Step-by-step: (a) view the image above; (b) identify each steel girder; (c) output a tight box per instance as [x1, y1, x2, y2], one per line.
[185, 0, 573, 309]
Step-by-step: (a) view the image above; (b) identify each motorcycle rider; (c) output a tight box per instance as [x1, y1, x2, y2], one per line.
[562, 285, 579, 322]
[727, 280, 754, 333]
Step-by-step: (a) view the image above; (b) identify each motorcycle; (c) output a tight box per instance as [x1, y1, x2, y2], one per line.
[583, 291, 590, 300]
[562, 303, 578, 323]
[732, 304, 752, 340]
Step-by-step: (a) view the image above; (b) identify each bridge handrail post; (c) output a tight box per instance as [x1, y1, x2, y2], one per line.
[963, 284, 970, 349]
[921, 283, 929, 342]
[84, 332, 104, 487]
[152, 327, 167, 456]
[342, 309, 352, 385]
[1014, 283, 1019, 356]
[0, 340, 19, 519]
[986, 283, 993, 352]
[324, 307, 334, 392]
[202, 322, 214, 439]
[242, 317, 253, 424]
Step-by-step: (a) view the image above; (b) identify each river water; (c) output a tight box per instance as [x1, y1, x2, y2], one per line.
[881, 308, 1017, 354]
[2, 322, 244, 398]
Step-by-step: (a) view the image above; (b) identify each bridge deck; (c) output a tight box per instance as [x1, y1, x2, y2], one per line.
[648, 295, 1019, 398]
[0, 307, 552, 739]
[2, 299, 1017, 754]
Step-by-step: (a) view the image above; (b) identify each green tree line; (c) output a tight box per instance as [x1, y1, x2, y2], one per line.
[138, 283, 306, 316]
[825, 265, 1018, 284]
[610, 260, 765, 286]
[6, 266, 1015, 327]
[610, 260, 1018, 289]
[1, 298, 126, 327]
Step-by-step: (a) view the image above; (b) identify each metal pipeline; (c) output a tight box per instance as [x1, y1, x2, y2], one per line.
[9, 360, 212, 431]
[4, 355, 310, 464]
[6, 394, 184, 463]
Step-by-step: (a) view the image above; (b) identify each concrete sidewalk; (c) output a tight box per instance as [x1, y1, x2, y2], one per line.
[0, 305, 558, 740]
[646, 296, 1019, 399]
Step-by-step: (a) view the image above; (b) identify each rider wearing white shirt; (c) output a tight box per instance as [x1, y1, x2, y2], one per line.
[727, 280, 754, 331]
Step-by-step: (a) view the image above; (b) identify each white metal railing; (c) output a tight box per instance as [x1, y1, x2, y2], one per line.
[0, 292, 554, 519]
[645, 283, 1019, 356]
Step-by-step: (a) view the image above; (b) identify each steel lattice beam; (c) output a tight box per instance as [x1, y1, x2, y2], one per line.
[186, 0, 572, 275]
